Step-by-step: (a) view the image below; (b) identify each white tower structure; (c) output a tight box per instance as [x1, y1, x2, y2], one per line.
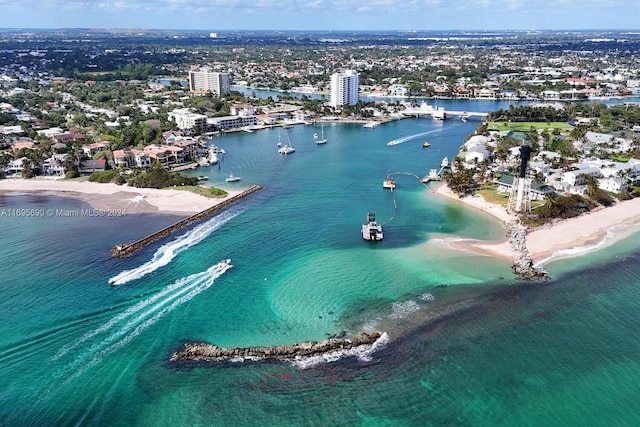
[330, 70, 359, 107]
[188, 68, 230, 96]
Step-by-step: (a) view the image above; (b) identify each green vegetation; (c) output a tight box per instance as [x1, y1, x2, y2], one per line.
[166, 185, 228, 198]
[522, 194, 596, 226]
[128, 163, 198, 189]
[89, 170, 125, 185]
[487, 122, 572, 132]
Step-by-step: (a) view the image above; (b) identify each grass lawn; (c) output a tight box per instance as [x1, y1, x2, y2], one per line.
[477, 184, 509, 208]
[487, 121, 573, 132]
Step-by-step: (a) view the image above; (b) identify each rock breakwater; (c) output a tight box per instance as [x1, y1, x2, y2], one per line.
[169, 332, 382, 365]
[508, 222, 549, 281]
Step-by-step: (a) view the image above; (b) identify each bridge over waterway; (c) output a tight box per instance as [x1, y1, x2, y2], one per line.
[401, 104, 487, 121]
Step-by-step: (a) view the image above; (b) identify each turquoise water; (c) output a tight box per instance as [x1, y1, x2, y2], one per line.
[2, 110, 640, 426]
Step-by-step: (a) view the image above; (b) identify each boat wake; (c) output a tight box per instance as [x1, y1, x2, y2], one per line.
[51, 260, 232, 380]
[108, 208, 242, 285]
[386, 128, 443, 146]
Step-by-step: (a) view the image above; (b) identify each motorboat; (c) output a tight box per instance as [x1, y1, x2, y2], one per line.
[422, 141, 431, 148]
[421, 169, 441, 183]
[383, 178, 396, 189]
[197, 175, 209, 181]
[225, 174, 241, 182]
[441, 157, 450, 168]
[361, 212, 383, 241]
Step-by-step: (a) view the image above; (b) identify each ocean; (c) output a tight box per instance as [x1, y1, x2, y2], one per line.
[1, 100, 640, 426]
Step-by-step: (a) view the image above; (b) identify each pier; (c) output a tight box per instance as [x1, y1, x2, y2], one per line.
[111, 185, 263, 258]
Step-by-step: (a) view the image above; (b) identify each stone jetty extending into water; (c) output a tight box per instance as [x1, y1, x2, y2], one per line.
[168, 332, 382, 364]
[508, 222, 549, 281]
[111, 185, 263, 257]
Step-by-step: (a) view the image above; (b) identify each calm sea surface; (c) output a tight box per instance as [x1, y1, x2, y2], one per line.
[1, 100, 640, 426]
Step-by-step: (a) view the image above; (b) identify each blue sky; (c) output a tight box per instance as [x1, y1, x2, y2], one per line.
[0, 0, 637, 31]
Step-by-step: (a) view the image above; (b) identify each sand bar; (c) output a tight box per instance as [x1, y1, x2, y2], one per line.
[433, 183, 640, 264]
[0, 178, 243, 215]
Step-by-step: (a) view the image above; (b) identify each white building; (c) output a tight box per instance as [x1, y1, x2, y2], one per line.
[168, 109, 208, 132]
[188, 68, 230, 96]
[330, 70, 359, 107]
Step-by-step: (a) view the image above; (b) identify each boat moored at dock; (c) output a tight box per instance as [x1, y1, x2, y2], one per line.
[362, 212, 383, 241]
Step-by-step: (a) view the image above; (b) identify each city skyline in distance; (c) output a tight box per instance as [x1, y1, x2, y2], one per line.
[0, 0, 638, 32]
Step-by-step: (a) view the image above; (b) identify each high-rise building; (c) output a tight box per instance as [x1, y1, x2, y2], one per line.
[188, 68, 230, 96]
[330, 70, 359, 107]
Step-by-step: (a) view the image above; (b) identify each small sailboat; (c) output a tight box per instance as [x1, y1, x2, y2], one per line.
[314, 123, 327, 145]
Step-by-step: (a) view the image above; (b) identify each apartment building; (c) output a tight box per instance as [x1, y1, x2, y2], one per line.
[188, 68, 230, 96]
[330, 70, 359, 107]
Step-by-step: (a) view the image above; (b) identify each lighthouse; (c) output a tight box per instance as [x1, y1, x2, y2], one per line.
[508, 137, 533, 213]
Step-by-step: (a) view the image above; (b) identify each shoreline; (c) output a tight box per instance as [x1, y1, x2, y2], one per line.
[432, 182, 640, 265]
[0, 178, 244, 216]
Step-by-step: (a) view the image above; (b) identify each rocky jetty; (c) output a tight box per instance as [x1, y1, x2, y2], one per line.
[508, 222, 549, 281]
[169, 332, 382, 364]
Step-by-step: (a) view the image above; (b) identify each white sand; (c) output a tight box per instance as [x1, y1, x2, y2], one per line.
[433, 183, 640, 263]
[0, 178, 243, 215]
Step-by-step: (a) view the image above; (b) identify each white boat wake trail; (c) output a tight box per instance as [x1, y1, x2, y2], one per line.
[109, 208, 242, 285]
[51, 260, 232, 381]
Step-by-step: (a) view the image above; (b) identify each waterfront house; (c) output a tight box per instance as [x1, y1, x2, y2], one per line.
[560, 167, 601, 186]
[496, 174, 555, 200]
[598, 177, 628, 194]
[81, 141, 111, 156]
[79, 159, 107, 175]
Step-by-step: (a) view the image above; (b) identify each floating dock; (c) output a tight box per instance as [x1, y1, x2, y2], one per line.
[111, 185, 263, 258]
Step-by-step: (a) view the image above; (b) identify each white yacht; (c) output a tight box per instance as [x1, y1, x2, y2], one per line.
[278, 144, 295, 155]
[278, 129, 295, 154]
[225, 174, 241, 182]
[383, 178, 396, 189]
[441, 157, 449, 168]
[362, 212, 383, 241]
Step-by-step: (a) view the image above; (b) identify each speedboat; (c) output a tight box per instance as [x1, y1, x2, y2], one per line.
[361, 212, 383, 241]
[225, 174, 241, 182]
[423, 141, 431, 148]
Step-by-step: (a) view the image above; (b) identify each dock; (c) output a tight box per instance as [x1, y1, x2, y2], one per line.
[111, 185, 263, 258]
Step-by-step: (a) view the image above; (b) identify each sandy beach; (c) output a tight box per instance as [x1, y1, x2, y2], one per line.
[0, 178, 243, 215]
[433, 183, 640, 264]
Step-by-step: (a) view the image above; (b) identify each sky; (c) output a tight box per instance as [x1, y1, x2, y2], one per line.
[0, 0, 638, 32]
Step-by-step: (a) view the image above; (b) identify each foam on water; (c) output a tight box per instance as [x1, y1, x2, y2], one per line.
[108, 208, 242, 285]
[287, 332, 390, 369]
[389, 300, 421, 319]
[535, 223, 633, 267]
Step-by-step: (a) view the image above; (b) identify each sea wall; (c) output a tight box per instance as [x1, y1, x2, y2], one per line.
[112, 185, 263, 257]
[169, 332, 382, 364]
